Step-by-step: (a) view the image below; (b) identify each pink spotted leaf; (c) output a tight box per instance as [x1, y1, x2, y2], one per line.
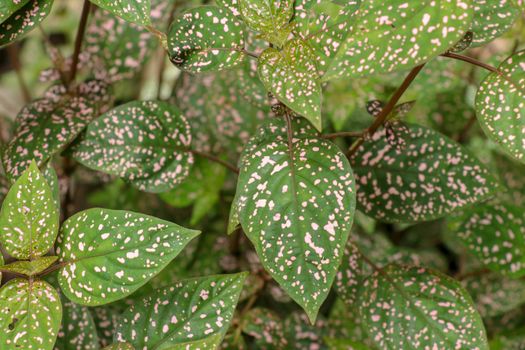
[0, 279, 62, 350]
[350, 123, 500, 223]
[56, 208, 200, 305]
[168, 6, 245, 73]
[258, 39, 323, 131]
[454, 201, 525, 277]
[322, 0, 474, 81]
[231, 117, 356, 322]
[358, 265, 489, 349]
[0, 161, 59, 260]
[0, 0, 54, 47]
[114, 273, 247, 349]
[475, 50, 525, 163]
[71, 101, 193, 193]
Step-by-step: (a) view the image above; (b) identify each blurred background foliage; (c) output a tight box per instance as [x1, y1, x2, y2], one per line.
[1, 1, 525, 348]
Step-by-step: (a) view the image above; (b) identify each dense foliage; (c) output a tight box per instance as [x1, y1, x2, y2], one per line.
[0, 0, 524, 349]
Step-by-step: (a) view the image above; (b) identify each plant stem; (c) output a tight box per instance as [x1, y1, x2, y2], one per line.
[188, 149, 239, 174]
[156, 1, 179, 100]
[241, 48, 259, 59]
[7, 44, 31, 103]
[38, 261, 69, 277]
[145, 25, 168, 50]
[69, 0, 91, 86]
[347, 64, 426, 157]
[440, 52, 499, 74]
[442, 51, 525, 95]
[156, 51, 168, 100]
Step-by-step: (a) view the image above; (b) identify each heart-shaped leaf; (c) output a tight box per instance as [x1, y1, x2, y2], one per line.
[72, 101, 194, 193]
[322, 0, 474, 81]
[0, 0, 54, 47]
[470, 0, 520, 46]
[350, 123, 500, 223]
[0, 161, 59, 259]
[454, 201, 525, 277]
[54, 293, 100, 350]
[258, 39, 322, 131]
[89, 0, 151, 25]
[358, 265, 489, 350]
[0, 256, 57, 276]
[0, 278, 62, 350]
[239, 0, 293, 46]
[114, 273, 247, 349]
[56, 208, 200, 305]
[3, 81, 110, 180]
[168, 6, 245, 73]
[475, 50, 525, 163]
[232, 117, 356, 322]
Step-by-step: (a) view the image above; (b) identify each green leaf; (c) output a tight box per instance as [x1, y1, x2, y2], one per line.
[470, 0, 520, 46]
[239, 0, 293, 46]
[0, 161, 59, 259]
[0, 0, 54, 47]
[216, 0, 240, 16]
[258, 39, 322, 131]
[322, 0, 474, 81]
[89, 0, 151, 25]
[43, 163, 60, 211]
[463, 273, 525, 318]
[168, 6, 245, 73]
[3, 81, 110, 180]
[475, 50, 525, 163]
[351, 123, 500, 223]
[454, 201, 525, 277]
[358, 265, 489, 350]
[0, 0, 30, 24]
[54, 293, 100, 350]
[72, 101, 193, 193]
[294, 1, 360, 77]
[232, 117, 356, 322]
[114, 273, 247, 349]
[0, 256, 57, 276]
[0, 278, 62, 350]
[56, 208, 200, 305]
